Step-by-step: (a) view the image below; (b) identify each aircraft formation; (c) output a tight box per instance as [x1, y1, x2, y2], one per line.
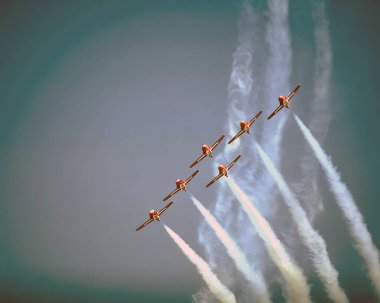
[136, 84, 301, 231]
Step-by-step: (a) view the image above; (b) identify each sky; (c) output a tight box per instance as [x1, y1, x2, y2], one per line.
[0, 1, 379, 302]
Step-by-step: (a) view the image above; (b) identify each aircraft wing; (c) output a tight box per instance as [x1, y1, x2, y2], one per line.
[210, 135, 225, 150]
[159, 201, 174, 215]
[206, 173, 223, 188]
[185, 169, 200, 184]
[228, 130, 245, 144]
[227, 155, 241, 170]
[163, 188, 180, 201]
[267, 105, 284, 120]
[249, 110, 263, 126]
[136, 218, 154, 231]
[190, 154, 206, 168]
[287, 84, 301, 101]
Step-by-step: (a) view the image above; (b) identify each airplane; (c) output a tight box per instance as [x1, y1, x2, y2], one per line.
[228, 111, 262, 144]
[206, 155, 241, 188]
[267, 84, 301, 120]
[163, 169, 200, 201]
[190, 135, 225, 168]
[136, 201, 174, 231]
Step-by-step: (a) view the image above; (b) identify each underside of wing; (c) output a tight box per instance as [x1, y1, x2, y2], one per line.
[227, 155, 241, 170]
[249, 110, 263, 126]
[136, 219, 154, 231]
[287, 84, 301, 101]
[190, 154, 206, 168]
[185, 169, 200, 184]
[267, 105, 284, 120]
[228, 130, 244, 144]
[163, 188, 180, 201]
[211, 135, 225, 150]
[159, 201, 174, 215]
[206, 174, 223, 188]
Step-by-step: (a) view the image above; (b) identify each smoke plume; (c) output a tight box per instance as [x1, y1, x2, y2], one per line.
[297, 0, 333, 222]
[256, 142, 348, 303]
[294, 114, 380, 295]
[226, 178, 312, 303]
[190, 194, 270, 303]
[164, 225, 237, 303]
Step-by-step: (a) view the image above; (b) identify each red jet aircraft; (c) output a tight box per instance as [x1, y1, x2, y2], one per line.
[206, 155, 241, 188]
[267, 84, 301, 120]
[228, 111, 262, 144]
[163, 170, 200, 201]
[136, 201, 173, 231]
[190, 135, 225, 168]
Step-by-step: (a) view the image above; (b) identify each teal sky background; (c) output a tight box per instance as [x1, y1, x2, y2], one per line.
[0, 1, 379, 302]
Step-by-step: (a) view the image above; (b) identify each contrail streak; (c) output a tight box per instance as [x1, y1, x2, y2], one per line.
[260, 0, 292, 165]
[253, 0, 292, 204]
[190, 194, 271, 303]
[255, 142, 348, 303]
[294, 114, 380, 295]
[298, 1, 333, 221]
[225, 177, 312, 303]
[198, 2, 257, 279]
[164, 225, 236, 303]
[222, 0, 255, 157]
[309, 0, 333, 142]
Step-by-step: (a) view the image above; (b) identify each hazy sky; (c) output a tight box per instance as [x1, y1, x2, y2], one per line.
[0, 1, 379, 302]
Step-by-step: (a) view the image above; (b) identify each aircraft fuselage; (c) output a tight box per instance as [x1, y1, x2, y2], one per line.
[149, 210, 160, 221]
[176, 179, 187, 191]
[279, 96, 290, 108]
[240, 120, 250, 133]
[202, 145, 213, 157]
[218, 165, 228, 176]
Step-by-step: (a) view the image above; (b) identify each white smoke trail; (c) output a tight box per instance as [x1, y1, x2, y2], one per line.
[259, 0, 292, 166]
[248, 0, 293, 211]
[309, 0, 333, 141]
[198, 1, 258, 283]
[294, 114, 380, 295]
[255, 142, 348, 303]
[190, 194, 271, 303]
[297, 0, 333, 221]
[223, 1, 255, 156]
[226, 177, 312, 303]
[164, 225, 236, 303]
